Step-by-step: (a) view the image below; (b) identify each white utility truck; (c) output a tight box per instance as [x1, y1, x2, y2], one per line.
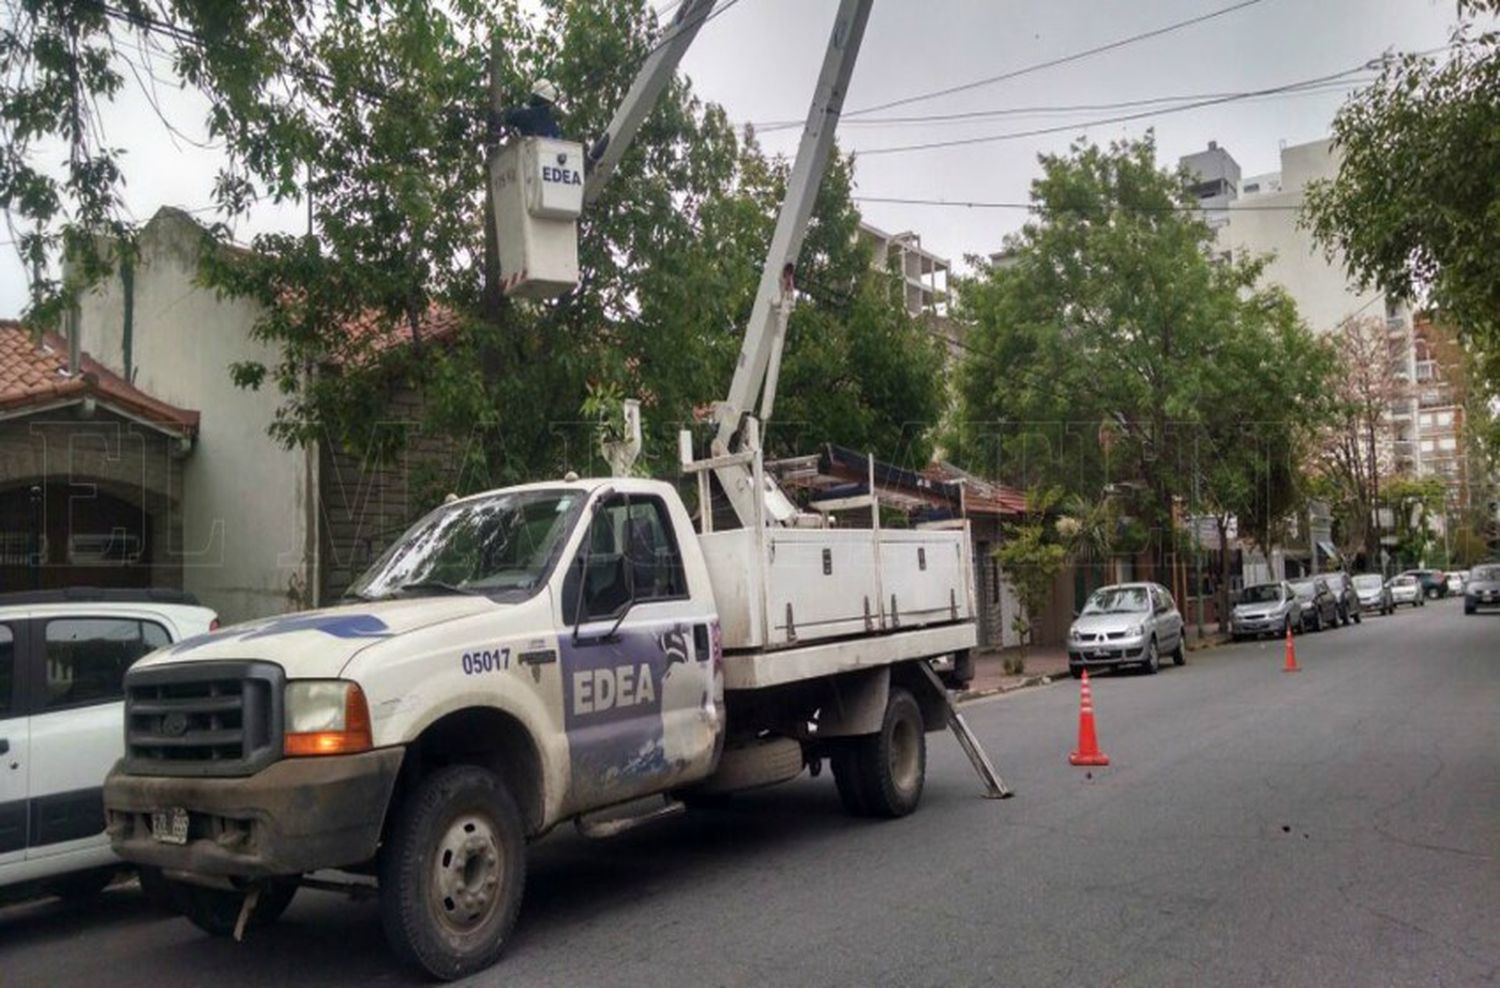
[103, 0, 1008, 979]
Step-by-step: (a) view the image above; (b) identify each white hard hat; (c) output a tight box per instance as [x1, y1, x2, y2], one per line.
[531, 79, 559, 105]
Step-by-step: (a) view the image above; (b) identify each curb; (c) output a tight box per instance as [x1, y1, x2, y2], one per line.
[957, 672, 1061, 703]
[957, 633, 1233, 702]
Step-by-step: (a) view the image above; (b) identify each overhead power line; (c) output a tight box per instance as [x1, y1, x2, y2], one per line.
[848, 60, 1385, 156]
[842, 0, 1271, 119]
[851, 196, 1306, 212]
[755, 78, 1371, 132]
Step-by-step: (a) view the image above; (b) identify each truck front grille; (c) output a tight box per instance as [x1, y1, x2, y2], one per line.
[124, 661, 284, 777]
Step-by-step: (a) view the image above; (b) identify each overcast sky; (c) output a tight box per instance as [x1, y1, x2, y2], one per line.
[0, 0, 1467, 317]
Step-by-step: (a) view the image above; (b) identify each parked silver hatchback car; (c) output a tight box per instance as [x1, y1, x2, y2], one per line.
[1231, 582, 1303, 640]
[1067, 582, 1185, 678]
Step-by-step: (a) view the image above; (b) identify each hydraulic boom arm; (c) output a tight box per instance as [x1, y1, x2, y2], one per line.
[583, 0, 720, 206]
[573, 0, 876, 528]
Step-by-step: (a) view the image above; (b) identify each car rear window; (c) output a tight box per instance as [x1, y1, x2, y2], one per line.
[1472, 565, 1500, 581]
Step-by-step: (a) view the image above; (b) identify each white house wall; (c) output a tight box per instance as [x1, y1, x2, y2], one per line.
[75, 210, 311, 622]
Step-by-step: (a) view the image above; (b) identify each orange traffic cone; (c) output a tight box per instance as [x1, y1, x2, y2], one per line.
[1069, 669, 1110, 766]
[1283, 622, 1300, 673]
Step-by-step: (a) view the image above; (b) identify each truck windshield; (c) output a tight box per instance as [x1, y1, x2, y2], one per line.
[348, 489, 583, 601]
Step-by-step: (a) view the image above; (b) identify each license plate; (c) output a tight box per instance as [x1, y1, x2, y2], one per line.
[151, 808, 189, 845]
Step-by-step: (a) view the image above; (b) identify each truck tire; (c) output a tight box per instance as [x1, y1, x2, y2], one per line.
[379, 765, 526, 981]
[686, 736, 804, 795]
[177, 878, 298, 937]
[830, 687, 925, 819]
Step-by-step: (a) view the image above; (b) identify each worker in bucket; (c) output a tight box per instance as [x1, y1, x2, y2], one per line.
[497, 78, 563, 139]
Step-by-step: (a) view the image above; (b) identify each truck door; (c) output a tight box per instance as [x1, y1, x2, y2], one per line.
[0, 620, 28, 872]
[557, 493, 718, 808]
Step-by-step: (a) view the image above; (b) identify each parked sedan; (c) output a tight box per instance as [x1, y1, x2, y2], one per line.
[1446, 570, 1469, 595]
[1352, 573, 1393, 615]
[1067, 582, 1186, 677]
[1230, 582, 1302, 640]
[1288, 577, 1341, 632]
[1388, 573, 1424, 608]
[1463, 563, 1500, 614]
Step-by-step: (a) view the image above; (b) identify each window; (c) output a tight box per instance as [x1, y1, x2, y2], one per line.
[0, 625, 13, 718]
[1437, 411, 1454, 426]
[42, 618, 169, 711]
[562, 496, 687, 622]
[1421, 439, 1435, 453]
[1440, 437, 1457, 451]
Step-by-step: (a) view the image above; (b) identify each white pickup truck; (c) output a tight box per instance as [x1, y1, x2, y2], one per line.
[105, 474, 999, 978]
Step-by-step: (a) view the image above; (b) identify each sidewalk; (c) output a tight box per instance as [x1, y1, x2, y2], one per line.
[960, 624, 1230, 701]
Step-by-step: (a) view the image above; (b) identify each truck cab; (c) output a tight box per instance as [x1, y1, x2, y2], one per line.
[105, 479, 727, 974]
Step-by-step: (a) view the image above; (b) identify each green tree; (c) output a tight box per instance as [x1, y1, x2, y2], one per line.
[952, 136, 1330, 580]
[1383, 474, 1447, 567]
[994, 487, 1066, 665]
[2, 1, 943, 496]
[1303, 0, 1500, 393]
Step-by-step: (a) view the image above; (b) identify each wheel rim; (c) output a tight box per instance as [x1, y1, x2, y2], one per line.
[1146, 639, 1158, 670]
[888, 714, 920, 795]
[430, 812, 504, 937]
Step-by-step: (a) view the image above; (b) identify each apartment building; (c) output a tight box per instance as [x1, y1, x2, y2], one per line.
[856, 221, 950, 318]
[1180, 139, 1451, 485]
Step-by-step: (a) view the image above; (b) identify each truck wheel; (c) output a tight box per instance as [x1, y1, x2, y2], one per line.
[177, 879, 298, 937]
[830, 687, 925, 819]
[379, 765, 526, 981]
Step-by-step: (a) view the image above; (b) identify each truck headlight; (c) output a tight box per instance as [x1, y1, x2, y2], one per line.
[284, 680, 373, 756]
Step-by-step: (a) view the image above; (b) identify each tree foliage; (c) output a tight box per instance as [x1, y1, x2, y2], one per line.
[1, 0, 943, 494]
[1304, 0, 1500, 394]
[1317, 316, 1407, 564]
[951, 137, 1330, 577]
[993, 486, 1066, 655]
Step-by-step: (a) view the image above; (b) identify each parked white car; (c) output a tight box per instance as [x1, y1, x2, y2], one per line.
[1, 589, 216, 901]
[1445, 571, 1468, 595]
[1387, 575, 1424, 609]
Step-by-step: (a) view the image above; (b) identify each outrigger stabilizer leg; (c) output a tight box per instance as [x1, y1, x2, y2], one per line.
[920, 662, 1013, 799]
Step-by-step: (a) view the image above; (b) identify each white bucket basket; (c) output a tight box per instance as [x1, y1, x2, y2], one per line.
[490, 136, 586, 298]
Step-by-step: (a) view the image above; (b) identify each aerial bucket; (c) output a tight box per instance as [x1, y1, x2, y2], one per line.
[490, 136, 586, 298]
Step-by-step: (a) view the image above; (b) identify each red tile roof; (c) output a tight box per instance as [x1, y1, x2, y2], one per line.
[922, 462, 1028, 516]
[0, 321, 199, 437]
[335, 303, 465, 361]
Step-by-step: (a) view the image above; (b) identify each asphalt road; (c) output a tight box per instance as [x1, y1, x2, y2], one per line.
[2, 598, 1496, 986]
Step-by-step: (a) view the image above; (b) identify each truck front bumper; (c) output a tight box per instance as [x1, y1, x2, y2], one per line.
[104, 747, 405, 879]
